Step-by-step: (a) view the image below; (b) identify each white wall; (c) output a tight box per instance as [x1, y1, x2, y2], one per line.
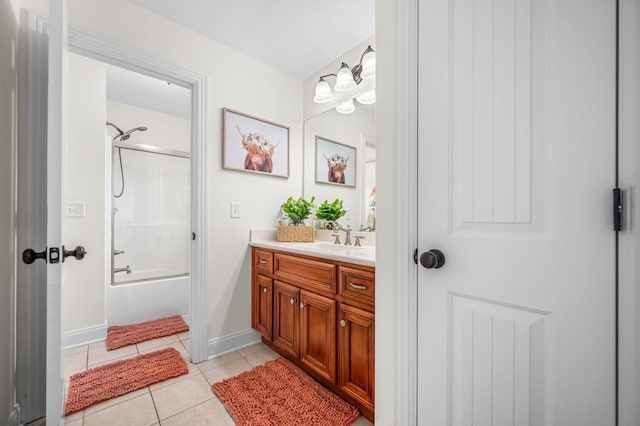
[64, 53, 108, 332]
[0, 0, 19, 421]
[107, 100, 190, 152]
[21, 0, 304, 351]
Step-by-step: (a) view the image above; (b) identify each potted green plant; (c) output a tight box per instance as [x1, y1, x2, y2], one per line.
[315, 198, 346, 230]
[278, 196, 316, 241]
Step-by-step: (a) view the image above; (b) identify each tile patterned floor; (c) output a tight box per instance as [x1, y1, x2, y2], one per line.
[63, 333, 374, 425]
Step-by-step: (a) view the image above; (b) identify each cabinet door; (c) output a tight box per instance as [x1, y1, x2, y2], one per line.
[253, 274, 273, 339]
[273, 280, 299, 358]
[338, 304, 375, 412]
[299, 290, 337, 383]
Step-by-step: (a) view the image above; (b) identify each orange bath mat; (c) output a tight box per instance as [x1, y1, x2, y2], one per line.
[106, 315, 189, 350]
[65, 347, 188, 415]
[212, 357, 360, 426]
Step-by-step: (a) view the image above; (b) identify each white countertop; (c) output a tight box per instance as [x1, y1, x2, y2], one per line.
[249, 229, 376, 267]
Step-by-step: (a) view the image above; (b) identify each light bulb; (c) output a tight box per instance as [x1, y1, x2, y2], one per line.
[313, 78, 333, 103]
[361, 46, 376, 80]
[335, 63, 356, 91]
[336, 99, 355, 114]
[356, 89, 376, 105]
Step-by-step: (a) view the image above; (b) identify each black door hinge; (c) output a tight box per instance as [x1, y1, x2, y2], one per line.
[613, 188, 622, 231]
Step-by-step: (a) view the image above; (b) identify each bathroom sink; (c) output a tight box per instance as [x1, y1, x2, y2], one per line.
[249, 236, 376, 266]
[291, 242, 374, 255]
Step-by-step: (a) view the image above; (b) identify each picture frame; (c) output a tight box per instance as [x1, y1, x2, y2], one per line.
[315, 136, 356, 187]
[222, 108, 290, 178]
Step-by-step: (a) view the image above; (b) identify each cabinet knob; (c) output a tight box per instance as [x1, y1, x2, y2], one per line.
[290, 298, 295, 304]
[340, 319, 347, 327]
[263, 287, 268, 293]
[300, 302, 305, 309]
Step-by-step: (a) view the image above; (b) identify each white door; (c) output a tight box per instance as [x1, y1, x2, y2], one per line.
[417, 0, 616, 424]
[46, 0, 68, 423]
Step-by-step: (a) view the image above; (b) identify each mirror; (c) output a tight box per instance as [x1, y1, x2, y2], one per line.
[303, 104, 376, 231]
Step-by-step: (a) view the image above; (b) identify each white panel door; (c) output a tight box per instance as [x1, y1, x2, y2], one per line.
[46, 0, 67, 423]
[417, 0, 616, 424]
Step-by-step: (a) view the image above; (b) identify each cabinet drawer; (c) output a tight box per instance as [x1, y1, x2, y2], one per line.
[275, 253, 336, 296]
[338, 266, 375, 310]
[254, 249, 274, 274]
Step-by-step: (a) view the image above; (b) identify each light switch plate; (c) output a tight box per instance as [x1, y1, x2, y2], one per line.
[65, 201, 86, 218]
[231, 202, 240, 218]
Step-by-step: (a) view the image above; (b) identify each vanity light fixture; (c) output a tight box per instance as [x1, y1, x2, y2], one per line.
[313, 45, 376, 113]
[355, 89, 376, 105]
[336, 99, 356, 114]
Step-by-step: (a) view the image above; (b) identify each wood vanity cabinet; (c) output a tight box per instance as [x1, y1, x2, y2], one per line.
[251, 246, 375, 422]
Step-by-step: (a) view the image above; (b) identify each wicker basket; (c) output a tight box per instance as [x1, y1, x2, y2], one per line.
[277, 225, 315, 242]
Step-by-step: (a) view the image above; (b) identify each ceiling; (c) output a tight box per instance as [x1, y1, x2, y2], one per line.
[128, 0, 376, 80]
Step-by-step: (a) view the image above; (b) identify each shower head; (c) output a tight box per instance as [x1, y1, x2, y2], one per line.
[106, 121, 124, 138]
[119, 126, 148, 142]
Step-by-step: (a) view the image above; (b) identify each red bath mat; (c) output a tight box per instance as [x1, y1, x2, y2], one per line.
[65, 347, 188, 415]
[106, 315, 189, 350]
[212, 357, 360, 426]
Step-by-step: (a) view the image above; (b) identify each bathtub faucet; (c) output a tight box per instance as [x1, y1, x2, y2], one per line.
[114, 265, 132, 274]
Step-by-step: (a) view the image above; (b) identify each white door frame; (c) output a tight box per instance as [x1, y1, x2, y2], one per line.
[66, 28, 209, 363]
[618, 0, 640, 424]
[376, 0, 638, 424]
[374, 0, 418, 424]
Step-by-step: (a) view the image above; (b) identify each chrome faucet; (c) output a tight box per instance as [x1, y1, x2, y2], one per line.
[114, 265, 132, 274]
[343, 225, 352, 245]
[333, 224, 352, 246]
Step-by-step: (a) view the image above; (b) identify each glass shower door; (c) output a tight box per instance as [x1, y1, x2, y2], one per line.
[112, 146, 191, 284]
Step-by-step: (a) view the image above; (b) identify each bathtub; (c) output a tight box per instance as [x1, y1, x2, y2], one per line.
[106, 274, 190, 326]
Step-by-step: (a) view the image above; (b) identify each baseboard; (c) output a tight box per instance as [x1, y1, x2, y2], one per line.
[206, 329, 261, 359]
[63, 323, 108, 349]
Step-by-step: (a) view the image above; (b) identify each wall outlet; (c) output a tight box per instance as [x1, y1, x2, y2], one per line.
[65, 201, 86, 218]
[230, 202, 241, 218]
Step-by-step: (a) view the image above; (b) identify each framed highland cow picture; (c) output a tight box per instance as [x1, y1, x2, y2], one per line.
[223, 108, 290, 178]
[315, 136, 356, 187]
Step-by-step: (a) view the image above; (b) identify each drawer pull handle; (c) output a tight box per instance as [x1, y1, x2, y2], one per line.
[259, 260, 268, 264]
[263, 287, 268, 293]
[340, 319, 347, 327]
[349, 282, 367, 290]
[290, 298, 295, 304]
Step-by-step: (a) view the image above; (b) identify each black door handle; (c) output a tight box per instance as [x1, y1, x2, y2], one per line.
[63, 245, 87, 262]
[22, 248, 47, 264]
[419, 249, 445, 269]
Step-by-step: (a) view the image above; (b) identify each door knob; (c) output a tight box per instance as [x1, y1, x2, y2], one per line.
[22, 248, 47, 264]
[62, 245, 87, 262]
[419, 249, 445, 269]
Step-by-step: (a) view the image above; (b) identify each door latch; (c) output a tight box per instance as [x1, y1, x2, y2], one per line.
[613, 188, 622, 231]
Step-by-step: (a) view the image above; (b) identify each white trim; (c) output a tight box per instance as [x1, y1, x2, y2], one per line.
[46, 0, 66, 423]
[65, 29, 209, 363]
[618, 0, 639, 424]
[375, 0, 418, 424]
[206, 329, 261, 359]
[63, 324, 107, 349]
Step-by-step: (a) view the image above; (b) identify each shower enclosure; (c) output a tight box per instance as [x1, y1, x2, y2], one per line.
[108, 139, 191, 325]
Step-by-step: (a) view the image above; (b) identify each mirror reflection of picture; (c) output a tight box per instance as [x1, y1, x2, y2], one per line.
[222, 108, 290, 177]
[315, 136, 356, 187]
